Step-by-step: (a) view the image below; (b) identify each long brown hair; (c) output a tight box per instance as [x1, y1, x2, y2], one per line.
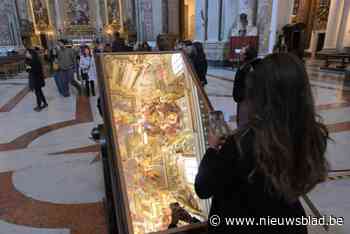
[244, 53, 329, 201]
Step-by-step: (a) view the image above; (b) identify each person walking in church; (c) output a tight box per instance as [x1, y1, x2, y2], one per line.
[79, 46, 96, 97]
[232, 45, 259, 127]
[192, 42, 208, 87]
[25, 48, 48, 112]
[56, 39, 81, 97]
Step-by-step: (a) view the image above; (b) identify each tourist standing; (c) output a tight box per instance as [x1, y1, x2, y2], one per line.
[196, 53, 329, 234]
[56, 39, 80, 97]
[25, 49, 48, 112]
[232, 45, 258, 127]
[79, 46, 96, 96]
[192, 42, 208, 87]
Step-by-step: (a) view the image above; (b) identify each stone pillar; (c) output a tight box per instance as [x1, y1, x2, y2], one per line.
[268, 0, 294, 53]
[222, 0, 237, 40]
[168, 0, 180, 36]
[53, 0, 63, 36]
[135, 0, 143, 41]
[268, 0, 278, 53]
[337, 0, 350, 51]
[203, 0, 234, 64]
[323, 0, 344, 51]
[195, 0, 206, 41]
[239, 0, 257, 26]
[152, 0, 163, 37]
[276, 0, 294, 31]
[342, 9, 350, 49]
[257, 0, 273, 55]
[141, 0, 154, 41]
[95, 0, 102, 35]
[207, 0, 220, 41]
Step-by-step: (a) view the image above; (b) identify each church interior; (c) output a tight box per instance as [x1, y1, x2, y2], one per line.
[0, 0, 350, 234]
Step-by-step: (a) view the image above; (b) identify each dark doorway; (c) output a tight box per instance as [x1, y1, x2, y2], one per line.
[316, 33, 325, 52]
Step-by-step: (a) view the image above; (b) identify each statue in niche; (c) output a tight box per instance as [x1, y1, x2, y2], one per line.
[231, 13, 258, 37]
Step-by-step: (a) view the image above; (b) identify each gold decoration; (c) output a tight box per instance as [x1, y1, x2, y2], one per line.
[102, 53, 206, 234]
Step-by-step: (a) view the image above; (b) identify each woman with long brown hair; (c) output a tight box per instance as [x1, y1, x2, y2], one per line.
[195, 53, 329, 233]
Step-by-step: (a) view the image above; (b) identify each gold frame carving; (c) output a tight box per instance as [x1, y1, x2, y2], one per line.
[95, 51, 212, 234]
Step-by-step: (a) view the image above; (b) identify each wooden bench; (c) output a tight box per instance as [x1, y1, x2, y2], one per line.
[317, 52, 350, 70]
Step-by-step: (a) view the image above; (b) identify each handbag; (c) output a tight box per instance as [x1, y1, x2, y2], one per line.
[53, 62, 59, 71]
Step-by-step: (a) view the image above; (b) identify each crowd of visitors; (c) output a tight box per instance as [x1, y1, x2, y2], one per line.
[26, 32, 208, 110]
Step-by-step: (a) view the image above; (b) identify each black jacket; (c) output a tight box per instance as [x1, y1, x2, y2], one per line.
[26, 58, 45, 90]
[195, 129, 307, 234]
[232, 59, 260, 103]
[192, 54, 208, 85]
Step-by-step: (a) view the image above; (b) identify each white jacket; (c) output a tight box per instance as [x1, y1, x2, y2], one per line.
[79, 55, 97, 81]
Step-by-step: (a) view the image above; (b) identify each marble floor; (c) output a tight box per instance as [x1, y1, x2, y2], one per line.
[0, 59, 349, 234]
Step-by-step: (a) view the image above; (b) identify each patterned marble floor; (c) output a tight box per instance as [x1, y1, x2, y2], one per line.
[0, 77, 106, 234]
[0, 59, 349, 234]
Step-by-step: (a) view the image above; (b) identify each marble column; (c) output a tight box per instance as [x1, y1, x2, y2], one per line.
[152, 0, 162, 38]
[323, 0, 345, 51]
[341, 4, 350, 49]
[141, 0, 154, 41]
[276, 0, 293, 31]
[336, 0, 350, 51]
[135, 0, 143, 41]
[222, 0, 237, 41]
[268, 0, 279, 53]
[207, 0, 220, 41]
[267, 0, 294, 53]
[239, 0, 257, 26]
[257, 0, 273, 55]
[203, 0, 234, 63]
[95, 0, 102, 36]
[53, 0, 63, 36]
[195, 0, 206, 41]
[168, 0, 180, 36]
